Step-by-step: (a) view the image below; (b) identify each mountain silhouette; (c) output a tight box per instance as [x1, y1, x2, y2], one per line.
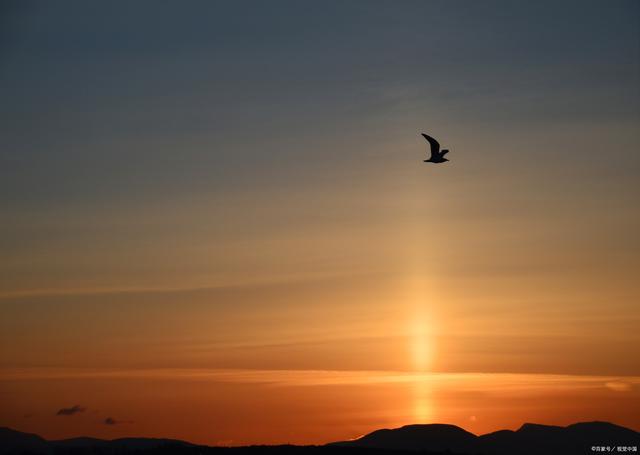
[332, 421, 640, 454]
[2, 421, 639, 455]
[0, 427, 48, 454]
[51, 436, 194, 451]
[329, 424, 476, 453]
[0, 428, 193, 455]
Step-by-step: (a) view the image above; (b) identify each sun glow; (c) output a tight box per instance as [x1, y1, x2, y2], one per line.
[406, 278, 437, 423]
[410, 312, 433, 372]
[413, 383, 434, 423]
[407, 277, 436, 372]
[410, 315, 435, 423]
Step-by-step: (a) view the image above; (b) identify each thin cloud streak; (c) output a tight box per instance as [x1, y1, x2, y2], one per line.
[55, 405, 86, 416]
[4, 367, 638, 392]
[0, 270, 377, 301]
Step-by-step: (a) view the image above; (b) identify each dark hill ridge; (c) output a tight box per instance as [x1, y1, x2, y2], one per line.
[1, 422, 639, 455]
[50, 436, 194, 450]
[331, 421, 639, 454]
[0, 427, 48, 453]
[0, 428, 193, 454]
[330, 424, 477, 452]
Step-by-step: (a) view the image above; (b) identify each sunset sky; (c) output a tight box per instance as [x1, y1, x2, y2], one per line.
[1, 0, 639, 446]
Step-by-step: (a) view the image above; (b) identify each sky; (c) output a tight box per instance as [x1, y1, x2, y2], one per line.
[1, 0, 639, 445]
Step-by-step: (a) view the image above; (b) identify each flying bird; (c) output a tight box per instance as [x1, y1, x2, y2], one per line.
[421, 133, 450, 163]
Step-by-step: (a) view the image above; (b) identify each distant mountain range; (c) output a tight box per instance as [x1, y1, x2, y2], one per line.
[1, 421, 638, 455]
[0, 427, 193, 454]
[331, 421, 640, 454]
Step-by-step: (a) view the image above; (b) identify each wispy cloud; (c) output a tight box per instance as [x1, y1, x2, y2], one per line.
[56, 405, 86, 416]
[0, 270, 363, 301]
[605, 381, 633, 392]
[103, 417, 132, 425]
[7, 367, 639, 391]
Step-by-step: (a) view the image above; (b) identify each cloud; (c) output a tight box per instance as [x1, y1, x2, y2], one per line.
[604, 381, 633, 392]
[103, 417, 133, 425]
[56, 405, 86, 416]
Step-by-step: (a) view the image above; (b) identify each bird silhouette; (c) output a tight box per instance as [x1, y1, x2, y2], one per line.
[421, 133, 450, 163]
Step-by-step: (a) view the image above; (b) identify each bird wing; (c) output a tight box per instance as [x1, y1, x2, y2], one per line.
[421, 133, 440, 158]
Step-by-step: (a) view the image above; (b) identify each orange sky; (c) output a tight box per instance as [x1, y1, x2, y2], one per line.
[1, 114, 639, 445]
[1, 0, 639, 445]
[1, 368, 639, 445]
